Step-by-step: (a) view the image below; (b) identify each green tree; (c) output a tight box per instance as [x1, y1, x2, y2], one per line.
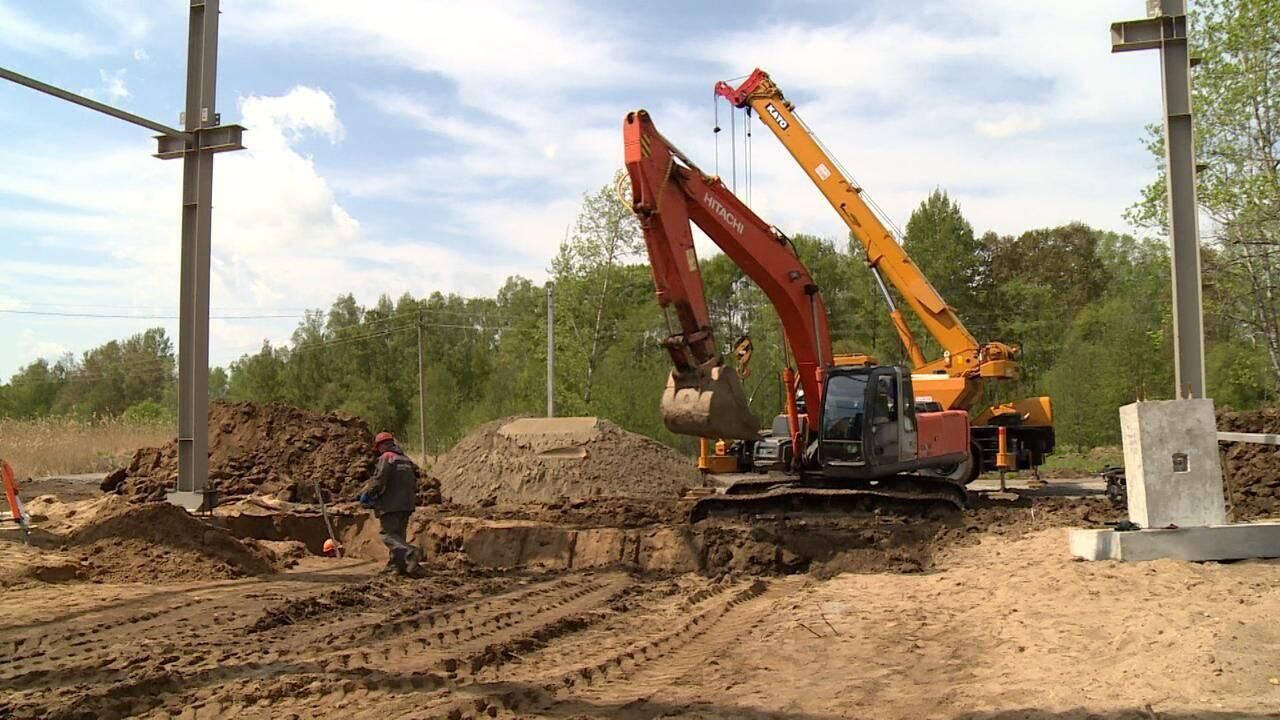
[903, 189, 987, 335]
[1043, 234, 1175, 445]
[209, 367, 230, 400]
[0, 359, 67, 418]
[551, 170, 644, 405]
[54, 328, 175, 417]
[983, 223, 1112, 394]
[228, 342, 289, 403]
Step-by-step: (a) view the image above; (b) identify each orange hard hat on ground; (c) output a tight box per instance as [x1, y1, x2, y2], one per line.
[373, 431, 396, 448]
[323, 538, 340, 556]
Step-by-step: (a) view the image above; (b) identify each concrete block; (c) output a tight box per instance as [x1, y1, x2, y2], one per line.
[1120, 399, 1226, 528]
[1069, 523, 1280, 562]
[1068, 528, 1116, 560]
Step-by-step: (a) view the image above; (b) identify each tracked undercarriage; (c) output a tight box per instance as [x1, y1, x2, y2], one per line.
[690, 473, 967, 523]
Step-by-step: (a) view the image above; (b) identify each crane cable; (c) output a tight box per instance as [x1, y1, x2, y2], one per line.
[744, 106, 753, 206]
[713, 91, 722, 176]
[730, 102, 737, 193]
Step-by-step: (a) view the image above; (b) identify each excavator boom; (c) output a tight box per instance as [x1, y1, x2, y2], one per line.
[625, 109, 830, 444]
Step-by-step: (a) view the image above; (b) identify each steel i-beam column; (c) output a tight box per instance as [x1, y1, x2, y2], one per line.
[1112, 0, 1207, 398]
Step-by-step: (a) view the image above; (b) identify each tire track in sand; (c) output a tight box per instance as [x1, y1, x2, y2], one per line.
[6, 572, 632, 720]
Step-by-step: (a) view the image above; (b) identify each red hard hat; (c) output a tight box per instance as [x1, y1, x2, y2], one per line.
[323, 538, 340, 556]
[373, 431, 395, 448]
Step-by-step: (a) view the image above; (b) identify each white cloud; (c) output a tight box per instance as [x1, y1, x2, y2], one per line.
[240, 86, 344, 147]
[86, 0, 152, 44]
[975, 111, 1043, 139]
[132, 47, 149, 62]
[0, 85, 534, 375]
[364, 91, 502, 148]
[99, 68, 129, 103]
[0, 2, 104, 57]
[15, 329, 67, 368]
[229, 1, 636, 111]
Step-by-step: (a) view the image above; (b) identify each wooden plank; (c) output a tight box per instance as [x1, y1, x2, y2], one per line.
[1217, 431, 1280, 446]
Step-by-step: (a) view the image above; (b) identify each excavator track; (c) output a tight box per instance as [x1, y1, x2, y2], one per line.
[689, 474, 967, 523]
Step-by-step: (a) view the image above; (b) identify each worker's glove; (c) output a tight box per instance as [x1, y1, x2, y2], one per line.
[358, 493, 375, 508]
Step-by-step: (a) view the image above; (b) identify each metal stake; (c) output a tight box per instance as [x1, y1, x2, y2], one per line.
[547, 282, 555, 417]
[417, 314, 428, 456]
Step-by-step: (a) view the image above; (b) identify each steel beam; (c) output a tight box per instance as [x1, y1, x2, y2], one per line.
[164, 0, 241, 509]
[154, 124, 243, 159]
[1112, 0, 1206, 399]
[0, 67, 188, 138]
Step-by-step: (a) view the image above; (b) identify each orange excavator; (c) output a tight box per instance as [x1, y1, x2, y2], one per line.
[715, 69, 1055, 483]
[625, 109, 972, 520]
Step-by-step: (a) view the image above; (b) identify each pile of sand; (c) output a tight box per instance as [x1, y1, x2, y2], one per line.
[1219, 408, 1280, 521]
[433, 416, 701, 506]
[102, 401, 441, 506]
[62, 496, 281, 582]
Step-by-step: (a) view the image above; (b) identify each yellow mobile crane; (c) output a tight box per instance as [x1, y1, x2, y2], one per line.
[715, 68, 1053, 482]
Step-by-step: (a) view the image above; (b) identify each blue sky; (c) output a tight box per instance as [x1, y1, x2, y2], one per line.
[0, 0, 1163, 379]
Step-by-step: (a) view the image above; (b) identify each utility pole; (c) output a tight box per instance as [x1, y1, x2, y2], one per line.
[1, 0, 244, 511]
[546, 282, 555, 418]
[417, 312, 428, 457]
[1111, 0, 1206, 398]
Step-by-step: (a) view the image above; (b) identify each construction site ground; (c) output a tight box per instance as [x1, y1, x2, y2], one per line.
[3, 480, 1280, 719]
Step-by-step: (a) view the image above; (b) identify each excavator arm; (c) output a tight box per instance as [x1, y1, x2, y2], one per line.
[625, 109, 831, 446]
[715, 69, 1021, 410]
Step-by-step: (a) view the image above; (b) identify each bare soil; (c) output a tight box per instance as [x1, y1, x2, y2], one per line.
[4, 412, 1277, 718]
[0, 492, 1276, 719]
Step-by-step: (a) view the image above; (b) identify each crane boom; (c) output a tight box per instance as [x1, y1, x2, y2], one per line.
[715, 69, 1020, 411]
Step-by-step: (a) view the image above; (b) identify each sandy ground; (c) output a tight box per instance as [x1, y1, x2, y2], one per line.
[2, 515, 1279, 719]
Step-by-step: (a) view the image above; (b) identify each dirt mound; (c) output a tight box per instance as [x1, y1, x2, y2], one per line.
[63, 497, 279, 582]
[0, 546, 84, 586]
[433, 416, 701, 506]
[1218, 408, 1280, 521]
[102, 401, 442, 506]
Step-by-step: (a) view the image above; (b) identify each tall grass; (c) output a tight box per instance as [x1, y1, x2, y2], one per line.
[0, 417, 172, 478]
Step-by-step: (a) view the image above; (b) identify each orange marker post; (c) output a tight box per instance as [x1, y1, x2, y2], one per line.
[1, 460, 29, 544]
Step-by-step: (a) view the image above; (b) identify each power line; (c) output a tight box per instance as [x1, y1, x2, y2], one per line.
[0, 308, 300, 320]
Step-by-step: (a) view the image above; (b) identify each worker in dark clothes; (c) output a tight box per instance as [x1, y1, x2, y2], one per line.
[359, 431, 422, 576]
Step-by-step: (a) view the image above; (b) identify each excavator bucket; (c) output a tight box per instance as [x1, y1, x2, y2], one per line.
[661, 366, 760, 441]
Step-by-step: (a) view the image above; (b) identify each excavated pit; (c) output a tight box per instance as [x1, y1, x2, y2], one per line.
[210, 493, 1125, 577]
[10, 408, 1133, 587]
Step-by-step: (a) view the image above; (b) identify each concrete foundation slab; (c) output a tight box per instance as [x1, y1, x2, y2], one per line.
[1120, 399, 1226, 528]
[1069, 522, 1280, 562]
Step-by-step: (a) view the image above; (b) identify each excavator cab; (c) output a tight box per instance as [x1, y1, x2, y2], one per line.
[819, 366, 919, 474]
